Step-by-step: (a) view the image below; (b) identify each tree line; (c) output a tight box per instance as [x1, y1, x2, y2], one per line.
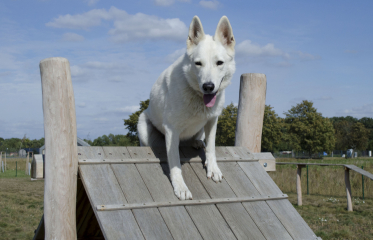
[123, 99, 372, 156]
[0, 137, 45, 153]
[2, 99, 370, 156]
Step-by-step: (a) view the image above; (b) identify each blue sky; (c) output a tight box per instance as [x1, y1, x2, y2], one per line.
[1, 0, 372, 140]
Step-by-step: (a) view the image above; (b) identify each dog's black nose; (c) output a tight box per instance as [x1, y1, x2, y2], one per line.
[203, 82, 215, 93]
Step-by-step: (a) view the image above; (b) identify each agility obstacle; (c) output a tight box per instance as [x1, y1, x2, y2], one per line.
[33, 57, 320, 240]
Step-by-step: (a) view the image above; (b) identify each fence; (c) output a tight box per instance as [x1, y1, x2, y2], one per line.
[273, 150, 373, 158]
[0, 153, 33, 177]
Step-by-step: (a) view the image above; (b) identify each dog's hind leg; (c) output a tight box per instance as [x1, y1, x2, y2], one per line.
[137, 110, 165, 147]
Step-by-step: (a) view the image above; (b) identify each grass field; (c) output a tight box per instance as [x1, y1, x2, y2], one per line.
[0, 157, 372, 239]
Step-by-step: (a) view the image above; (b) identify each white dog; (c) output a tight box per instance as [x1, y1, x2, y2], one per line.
[137, 16, 235, 200]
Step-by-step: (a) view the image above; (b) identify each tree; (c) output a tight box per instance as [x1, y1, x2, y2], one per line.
[334, 121, 369, 150]
[285, 100, 335, 156]
[123, 99, 150, 145]
[86, 134, 134, 146]
[330, 116, 358, 124]
[261, 105, 282, 152]
[359, 117, 373, 141]
[215, 103, 237, 146]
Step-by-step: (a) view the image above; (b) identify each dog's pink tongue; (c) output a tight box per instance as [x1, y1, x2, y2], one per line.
[203, 94, 217, 107]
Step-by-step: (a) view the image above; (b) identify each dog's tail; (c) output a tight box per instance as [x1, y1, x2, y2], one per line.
[137, 110, 165, 146]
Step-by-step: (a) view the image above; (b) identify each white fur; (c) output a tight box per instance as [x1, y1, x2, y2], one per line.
[138, 16, 235, 200]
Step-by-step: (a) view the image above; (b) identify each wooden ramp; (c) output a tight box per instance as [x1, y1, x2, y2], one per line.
[34, 146, 320, 240]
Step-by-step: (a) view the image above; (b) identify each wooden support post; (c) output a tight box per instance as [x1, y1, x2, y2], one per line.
[40, 57, 78, 239]
[344, 167, 353, 211]
[235, 73, 267, 153]
[297, 165, 305, 206]
[25, 152, 29, 175]
[4, 152, 6, 171]
[0, 152, 2, 171]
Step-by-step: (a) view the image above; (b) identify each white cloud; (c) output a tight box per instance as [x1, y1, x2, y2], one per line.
[62, 32, 85, 42]
[46, 8, 112, 30]
[166, 48, 185, 62]
[341, 103, 373, 118]
[296, 51, 321, 61]
[154, 0, 175, 6]
[154, 0, 191, 6]
[46, 7, 188, 42]
[236, 40, 289, 59]
[199, 0, 219, 10]
[85, 0, 99, 6]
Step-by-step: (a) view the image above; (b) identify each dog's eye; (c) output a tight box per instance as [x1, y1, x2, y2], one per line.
[195, 61, 202, 66]
[217, 61, 224, 66]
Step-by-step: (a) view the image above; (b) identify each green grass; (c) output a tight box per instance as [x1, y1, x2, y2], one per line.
[286, 193, 373, 240]
[271, 157, 373, 198]
[0, 158, 31, 179]
[0, 178, 44, 240]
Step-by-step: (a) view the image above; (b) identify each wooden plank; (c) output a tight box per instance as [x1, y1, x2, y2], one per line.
[277, 162, 344, 166]
[179, 163, 237, 240]
[239, 162, 283, 195]
[79, 164, 144, 240]
[190, 147, 265, 239]
[77, 146, 105, 160]
[103, 147, 173, 240]
[345, 164, 373, 180]
[239, 161, 316, 239]
[78, 157, 255, 164]
[111, 164, 174, 240]
[97, 195, 288, 210]
[102, 146, 131, 159]
[252, 152, 276, 171]
[219, 162, 293, 240]
[132, 147, 202, 240]
[190, 160, 266, 240]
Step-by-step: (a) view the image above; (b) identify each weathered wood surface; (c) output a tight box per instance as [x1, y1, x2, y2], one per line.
[345, 167, 353, 211]
[130, 146, 203, 240]
[253, 152, 276, 171]
[78, 157, 256, 164]
[108, 147, 174, 240]
[239, 158, 316, 239]
[97, 194, 288, 211]
[79, 163, 144, 240]
[277, 162, 345, 166]
[41, 146, 320, 240]
[345, 164, 373, 180]
[217, 148, 293, 240]
[40, 57, 78, 240]
[235, 73, 267, 153]
[297, 165, 303, 206]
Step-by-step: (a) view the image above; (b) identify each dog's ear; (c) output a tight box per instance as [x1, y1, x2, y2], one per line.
[187, 16, 205, 49]
[214, 16, 235, 50]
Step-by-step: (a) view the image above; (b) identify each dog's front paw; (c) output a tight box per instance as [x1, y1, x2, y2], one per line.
[192, 140, 206, 149]
[205, 161, 223, 182]
[171, 174, 193, 200]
